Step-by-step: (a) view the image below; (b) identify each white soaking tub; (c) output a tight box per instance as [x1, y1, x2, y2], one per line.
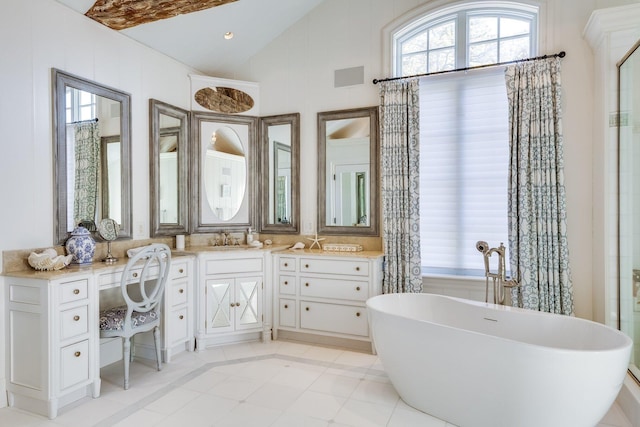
[366, 293, 632, 427]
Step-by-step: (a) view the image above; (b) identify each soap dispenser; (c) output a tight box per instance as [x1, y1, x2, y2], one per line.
[246, 227, 254, 244]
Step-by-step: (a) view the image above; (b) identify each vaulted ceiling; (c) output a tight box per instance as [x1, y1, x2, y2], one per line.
[54, 0, 324, 76]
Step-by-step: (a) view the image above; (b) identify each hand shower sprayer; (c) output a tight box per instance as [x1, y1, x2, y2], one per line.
[475, 241, 519, 304]
[476, 241, 489, 254]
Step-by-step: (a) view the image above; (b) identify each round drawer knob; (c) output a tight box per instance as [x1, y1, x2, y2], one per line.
[179, 289, 184, 293]
[356, 267, 360, 271]
[73, 289, 80, 295]
[356, 312, 361, 317]
[284, 304, 289, 309]
[284, 281, 288, 285]
[284, 263, 288, 267]
[356, 287, 361, 291]
[179, 268, 184, 273]
[305, 264, 309, 268]
[132, 272, 138, 278]
[73, 315, 80, 321]
[179, 315, 184, 320]
[230, 303, 235, 307]
[305, 307, 310, 311]
[74, 351, 81, 357]
[236, 302, 241, 307]
[305, 283, 309, 287]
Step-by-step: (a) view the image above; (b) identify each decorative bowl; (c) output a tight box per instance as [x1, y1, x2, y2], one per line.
[28, 248, 73, 271]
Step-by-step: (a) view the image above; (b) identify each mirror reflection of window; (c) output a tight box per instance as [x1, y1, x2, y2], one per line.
[64, 88, 121, 232]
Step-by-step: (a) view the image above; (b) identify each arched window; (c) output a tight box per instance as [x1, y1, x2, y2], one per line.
[389, 3, 539, 277]
[393, 3, 537, 76]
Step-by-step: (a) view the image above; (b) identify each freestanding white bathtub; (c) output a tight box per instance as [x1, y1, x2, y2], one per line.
[366, 293, 632, 427]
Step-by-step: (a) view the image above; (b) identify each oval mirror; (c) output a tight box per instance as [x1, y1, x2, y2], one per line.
[318, 107, 379, 236]
[53, 69, 132, 245]
[204, 126, 247, 221]
[191, 112, 258, 233]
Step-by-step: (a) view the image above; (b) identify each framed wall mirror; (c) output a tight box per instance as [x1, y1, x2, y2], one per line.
[190, 111, 258, 233]
[52, 69, 132, 245]
[149, 99, 190, 236]
[260, 113, 300, 234]
[317, 107, 379, 236]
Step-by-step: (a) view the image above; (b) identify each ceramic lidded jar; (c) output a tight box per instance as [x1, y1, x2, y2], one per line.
[65, 226, 96, 265]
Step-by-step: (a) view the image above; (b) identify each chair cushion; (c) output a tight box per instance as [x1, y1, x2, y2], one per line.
[99, 305, 159, 331]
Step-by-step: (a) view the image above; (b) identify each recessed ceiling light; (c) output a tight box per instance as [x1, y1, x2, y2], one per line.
[224, 32, 234, 40]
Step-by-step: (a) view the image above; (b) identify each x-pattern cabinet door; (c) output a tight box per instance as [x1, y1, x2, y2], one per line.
[205, 276, 262, 333]
[205, 279, 232, 333]
[235, 276, 261, 330]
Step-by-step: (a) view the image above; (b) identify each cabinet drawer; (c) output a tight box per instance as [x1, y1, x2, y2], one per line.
[60, 340, 90, 390]
[279, 299, 296, 327]
[99, 266, 161, 289]
[300, 301, 368, 337]
[169, 280, 189, 306]
[279, 257, 296, 272]
[171, 261, 189, 279]
[60, 305, 89, 341]
[300, 277, 369, 301]
[300, 258, 369, 276]
[279, 275, 296, 295]
[205, 257, 263, 275]
[167, 306, 189, 345]
[58, 279, 89, 304]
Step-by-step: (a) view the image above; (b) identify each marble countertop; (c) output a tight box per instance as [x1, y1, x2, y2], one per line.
[2, 252, 195, 280]
[3, 245, 384, 280]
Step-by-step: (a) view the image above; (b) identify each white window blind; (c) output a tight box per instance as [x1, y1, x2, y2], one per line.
[419, 67, 509, 276]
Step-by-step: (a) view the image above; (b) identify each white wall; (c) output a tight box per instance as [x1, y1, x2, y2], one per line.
[0, 0, 197, 407]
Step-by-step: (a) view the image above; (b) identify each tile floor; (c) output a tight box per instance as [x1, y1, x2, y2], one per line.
[0, 340, 632, 427]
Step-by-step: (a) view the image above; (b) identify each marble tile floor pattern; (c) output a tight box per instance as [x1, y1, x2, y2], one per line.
[0, 340, 631, 427]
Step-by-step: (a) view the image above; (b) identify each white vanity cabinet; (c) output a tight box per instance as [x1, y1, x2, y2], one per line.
[273, 250, 384, 353]
[5, 273, 100, 419]
[196, 250, 267, 349]
[96, 255, 195, 363]
[164, 257, 195, 360]
[3, 254, 195, 419]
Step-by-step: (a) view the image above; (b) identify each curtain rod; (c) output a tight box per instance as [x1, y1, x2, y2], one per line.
[69, 118, 99, 125]
[372, 51, 566, 84]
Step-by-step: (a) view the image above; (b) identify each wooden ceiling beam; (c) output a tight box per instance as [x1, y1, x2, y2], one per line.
[85, 0, 238, 30]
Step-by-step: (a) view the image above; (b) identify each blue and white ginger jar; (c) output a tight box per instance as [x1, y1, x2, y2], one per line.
[65, 226, 96, 265]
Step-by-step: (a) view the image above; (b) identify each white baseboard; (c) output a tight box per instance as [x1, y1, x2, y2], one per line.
[0, 378, 6, 409]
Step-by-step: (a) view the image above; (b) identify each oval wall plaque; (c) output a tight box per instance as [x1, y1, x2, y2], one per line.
[194, 87, 255, 114]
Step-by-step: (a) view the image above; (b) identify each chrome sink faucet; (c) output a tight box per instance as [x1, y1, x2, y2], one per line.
[476, 241, 519, 304]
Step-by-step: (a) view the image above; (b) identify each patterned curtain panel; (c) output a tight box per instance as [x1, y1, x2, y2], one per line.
[73, 122, 101, 227]
[378, 79, 422, 294]
[505, 58, 574, 315]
